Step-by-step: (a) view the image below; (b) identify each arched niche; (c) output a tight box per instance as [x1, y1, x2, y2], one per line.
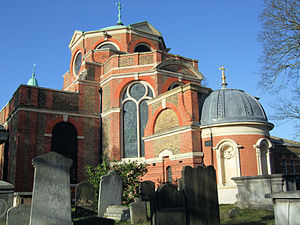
[214, 139, 241, 186]
[254, 138, 273, 175]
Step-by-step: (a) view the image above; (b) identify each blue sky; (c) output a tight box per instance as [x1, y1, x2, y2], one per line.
[0, 0, 298, 141]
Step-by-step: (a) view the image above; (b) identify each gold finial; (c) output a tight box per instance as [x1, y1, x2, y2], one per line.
[219, 65, 228, 89]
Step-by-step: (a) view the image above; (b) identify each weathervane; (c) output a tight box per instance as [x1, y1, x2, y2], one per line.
[116, 0, 124, 26]
[219, 65, 228, 89]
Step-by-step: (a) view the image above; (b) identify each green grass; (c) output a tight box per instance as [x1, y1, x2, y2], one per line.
[114, 205, 275, 225]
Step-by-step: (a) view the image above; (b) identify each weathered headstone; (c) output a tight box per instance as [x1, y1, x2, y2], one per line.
[75, 181, 96, 217]
[0, 181, 14, 221]
[73, 216, 115, 225]
[6, 204, 31, 225]
[98, 170, 122, 217]
[151, 184, 186, 225]
[182, 166, 220, 225]
[130, 198, 147, 224]
[104, 205, 130, 221]
[29, 151, 73, 225]
[139, 181, 155, 201]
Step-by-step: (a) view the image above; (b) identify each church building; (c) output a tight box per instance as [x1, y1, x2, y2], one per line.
[1, 16, 299, 204]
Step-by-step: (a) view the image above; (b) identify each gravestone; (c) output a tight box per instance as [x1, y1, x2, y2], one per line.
[73, 216, 115, 225]
[182, 166, 220, 225]
[130, 198, 147, 224]
[29, 151, 73, 225]
[0, 181, 14, 221]
[151, 184, 186, 225]
[75, 181, 96, 217]
[98, 170, 122, 217]
[6, 204, 31, 225]
[139, 181, 155, 201]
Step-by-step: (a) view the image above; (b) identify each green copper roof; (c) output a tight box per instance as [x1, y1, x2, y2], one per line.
[27, 64, 39, 87]
[100, 25, 126, 31]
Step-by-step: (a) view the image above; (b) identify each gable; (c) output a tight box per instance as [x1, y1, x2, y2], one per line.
[129, 21, 162, 36]
[69, 31, 83, 49]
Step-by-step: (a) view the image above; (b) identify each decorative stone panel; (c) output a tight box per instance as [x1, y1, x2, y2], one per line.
[139, 55, 154, 65]
[154, 109, 179, 133]
[153, 134, 180, 157]
[120, 57, 134, 67]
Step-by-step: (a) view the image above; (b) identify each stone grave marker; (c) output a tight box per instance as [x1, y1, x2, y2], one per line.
[182, 166, 220, 225]
[139, 181, 155, 201]
[75, 181, 96, 217]
[6, 204, 31, 225]
[98, 170, 122, 217]
[151, 184, 186, 225]
[0, 181, 14, 222]
[29, 151, 73, 225]
[130, 197, 147, 224]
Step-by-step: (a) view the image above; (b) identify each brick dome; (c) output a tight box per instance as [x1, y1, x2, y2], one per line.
[201, 89, 272, 126]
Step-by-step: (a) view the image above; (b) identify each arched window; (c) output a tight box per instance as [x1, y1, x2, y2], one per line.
[122, 82, 153, 158]
[73, 51, 82, 76]
[51, 122, 78, 184]
[166, 166, 172, 183]
[134, 44, 151, 53]
[167, 82, 181, 91]
[97, 43, 119, 51]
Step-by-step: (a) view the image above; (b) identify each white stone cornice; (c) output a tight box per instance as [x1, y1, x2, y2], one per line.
[101, 108, 121, 117]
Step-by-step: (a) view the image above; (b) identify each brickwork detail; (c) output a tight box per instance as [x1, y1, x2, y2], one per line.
[102, 117, 111, 159]
[102, 84, 111, 112]
[83, 86, 96, 113]
[53, 92, 78, 112]
[154, 109, 179, 133]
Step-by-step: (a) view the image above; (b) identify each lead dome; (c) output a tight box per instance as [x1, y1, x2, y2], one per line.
[201, 88, 272, 126]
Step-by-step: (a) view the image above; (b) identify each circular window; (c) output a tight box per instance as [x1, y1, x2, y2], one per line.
[74, 52, 82, 76]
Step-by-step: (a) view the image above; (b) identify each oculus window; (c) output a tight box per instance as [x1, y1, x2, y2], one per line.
[122, 82, 153, 158]
[74, 52, 82, 76]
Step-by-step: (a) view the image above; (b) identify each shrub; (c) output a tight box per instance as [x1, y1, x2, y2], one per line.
[85, 160, 148, 205]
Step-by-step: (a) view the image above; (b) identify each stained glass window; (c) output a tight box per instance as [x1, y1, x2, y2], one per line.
[122, 82, 153, 158]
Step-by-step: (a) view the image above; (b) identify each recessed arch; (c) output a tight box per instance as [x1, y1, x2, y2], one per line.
[51, 122, 78, 184]
[134, 43, 151, 53]
[254, 138, 273, 175]
[96, 41, 120, 51]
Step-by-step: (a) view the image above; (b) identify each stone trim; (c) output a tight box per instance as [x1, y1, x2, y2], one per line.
[101, 108, 121, 117]
[143, 125, 201, 142]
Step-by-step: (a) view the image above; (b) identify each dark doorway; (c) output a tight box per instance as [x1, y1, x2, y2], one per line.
[51, 122, 78, 184]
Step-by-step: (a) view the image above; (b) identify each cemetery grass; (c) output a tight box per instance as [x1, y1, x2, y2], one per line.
[113, 204, 275, 225]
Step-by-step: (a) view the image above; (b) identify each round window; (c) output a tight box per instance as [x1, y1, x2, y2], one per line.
[74, 52, 82, 75]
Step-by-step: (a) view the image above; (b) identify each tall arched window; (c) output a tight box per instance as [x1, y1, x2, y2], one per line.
[122, 82, 153, 158]
[166, 166, 172, 183]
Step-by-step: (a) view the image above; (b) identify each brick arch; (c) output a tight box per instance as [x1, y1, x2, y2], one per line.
[114, 77, 156, 105]
[70, 46, 85, 78]
[129, 38, 157, 53]
[147, 103, 183, 135]
[45, 116, 83, 136]
[91, 38, 123, 51]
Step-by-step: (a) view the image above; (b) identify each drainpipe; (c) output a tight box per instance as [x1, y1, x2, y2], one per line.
[99, 88, 103, 164]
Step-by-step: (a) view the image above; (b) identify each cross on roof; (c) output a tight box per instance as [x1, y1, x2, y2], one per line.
[219, 65, 228, 89]
[116, 0, 124, 26]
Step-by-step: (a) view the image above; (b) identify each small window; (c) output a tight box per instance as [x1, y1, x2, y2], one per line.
[166, 166, 172, 183]
[98, 43, 118, 51]
[134, 44, 151, 53]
